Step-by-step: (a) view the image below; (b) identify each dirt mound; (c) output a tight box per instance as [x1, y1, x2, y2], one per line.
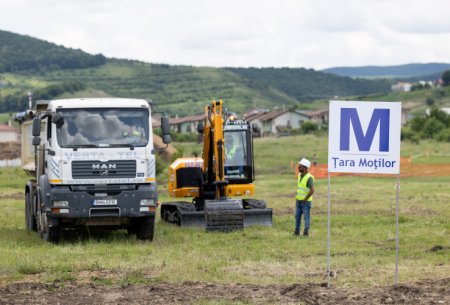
[153, 134, 177, 162]
[0, 142, 20, 160]
[0, 278, 448, 305]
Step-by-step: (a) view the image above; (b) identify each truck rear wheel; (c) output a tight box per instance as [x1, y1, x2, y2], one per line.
[136, 216, 155, 241]
[25, 191, 37, 231]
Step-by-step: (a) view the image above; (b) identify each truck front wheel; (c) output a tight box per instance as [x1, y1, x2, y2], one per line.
[36, 192, 61, 243]
[135, 216, 155, 241]
[38, 210, 61, 244]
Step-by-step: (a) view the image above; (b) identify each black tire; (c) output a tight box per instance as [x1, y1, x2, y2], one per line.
[243, 199, 267, 209]
[25, 191, 37, 231]
[36, 191, 61, 244]
[38, 211, 61, 244]
[136, 216, 155, 241]
[127, 222, 137, 235]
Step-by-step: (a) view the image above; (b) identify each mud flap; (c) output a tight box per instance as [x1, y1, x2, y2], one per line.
[205, 199, 244, 232]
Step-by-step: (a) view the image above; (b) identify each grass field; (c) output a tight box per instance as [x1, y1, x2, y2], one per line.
[0, 135, 448, 290]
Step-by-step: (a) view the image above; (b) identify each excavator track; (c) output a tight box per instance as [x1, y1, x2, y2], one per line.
[161, 200, 272, 230]
[205, 199, 244, 232]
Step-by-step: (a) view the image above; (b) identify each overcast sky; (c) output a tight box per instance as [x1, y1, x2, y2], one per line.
[1, 0, 449, 70]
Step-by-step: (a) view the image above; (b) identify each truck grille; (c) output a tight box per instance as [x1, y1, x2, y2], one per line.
[72, 160, 136, 179]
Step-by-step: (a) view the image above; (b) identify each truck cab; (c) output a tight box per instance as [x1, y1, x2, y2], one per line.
[18, 98, 171, 243]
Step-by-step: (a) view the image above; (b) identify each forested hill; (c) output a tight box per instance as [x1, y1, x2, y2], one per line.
[0, 29, 391, 116]
[322, 63, 450, 79]
[227, 67, 390, 102]
[0, 30, 106, 72]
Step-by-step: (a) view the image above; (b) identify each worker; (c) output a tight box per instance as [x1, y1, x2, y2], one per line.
[225, 134, 242, 165]
[123, 125, 144, 140]
[224, 134, 244, 176]
[294, 158, 315, 237]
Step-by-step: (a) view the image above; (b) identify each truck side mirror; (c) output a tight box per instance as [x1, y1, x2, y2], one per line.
[32, 137, 41, 146]
[32, 117, 41, 136]
[161, 116, 171, 144]
[162, 135, 171, 145]
[197, 122, 204, 134]
[52, 113, 64, 129]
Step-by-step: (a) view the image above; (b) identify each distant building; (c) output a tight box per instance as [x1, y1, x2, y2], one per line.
[391, 82, 412, 92]
[247, 109, 310, 136]
[169, 114, 204, 133]
[418, 80, 434, 87]
[0, 124, 19, 142]
[151, 117, 161, 128]
[302, 108, 329, 125]
[401, 104, 417, 125]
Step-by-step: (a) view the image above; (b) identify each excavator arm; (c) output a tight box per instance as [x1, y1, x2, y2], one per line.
[201, 100, 226, 198]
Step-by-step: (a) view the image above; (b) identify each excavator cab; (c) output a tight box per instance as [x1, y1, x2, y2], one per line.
[223, 120, 254, 184]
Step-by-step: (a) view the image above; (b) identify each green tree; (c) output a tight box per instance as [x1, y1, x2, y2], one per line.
[442, 70, 450, 86]
[300, 121, 318, 134]
[409, 115, 427, 133]
[422, 118, 445, 138]
[429, 107, 450, 127]
[435, 127, 450, 142]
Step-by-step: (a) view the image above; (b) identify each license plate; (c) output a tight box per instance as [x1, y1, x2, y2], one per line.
[93, 199, 117, 206]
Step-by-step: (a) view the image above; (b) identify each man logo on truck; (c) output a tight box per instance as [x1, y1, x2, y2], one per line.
[92, 163, 117, 170]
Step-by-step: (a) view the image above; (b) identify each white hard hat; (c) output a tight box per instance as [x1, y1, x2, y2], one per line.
[298, 158, 311, 168]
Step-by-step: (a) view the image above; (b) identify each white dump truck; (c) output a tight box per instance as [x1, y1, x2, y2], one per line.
[15, 98, 171, 243]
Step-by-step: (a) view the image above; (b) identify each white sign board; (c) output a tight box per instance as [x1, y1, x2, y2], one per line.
[328, 101, 401, 174]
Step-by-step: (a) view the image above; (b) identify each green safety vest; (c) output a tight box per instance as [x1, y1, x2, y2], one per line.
[226, 145, 237, 159]
[296, 172, 314, 201]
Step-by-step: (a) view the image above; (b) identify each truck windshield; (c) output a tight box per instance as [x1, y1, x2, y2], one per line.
[56, 108, 150, 148]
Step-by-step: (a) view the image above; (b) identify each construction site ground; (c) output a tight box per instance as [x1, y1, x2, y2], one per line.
[1, 142, 449, 304]
[1, 276, 448, 305]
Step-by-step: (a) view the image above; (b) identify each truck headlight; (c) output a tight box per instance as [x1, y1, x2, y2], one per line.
[140, 199, 155, 206]
[53, 200, 69, 207]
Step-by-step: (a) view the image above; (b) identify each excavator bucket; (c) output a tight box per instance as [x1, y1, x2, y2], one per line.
[243, 208, 273, 227]
[161, 199, 272, 231]
[179, 211, 205, 227]
[205, 199, 244, 232]
[161, 201, 206, 227]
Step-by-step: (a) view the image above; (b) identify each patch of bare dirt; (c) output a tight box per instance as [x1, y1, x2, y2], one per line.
[273, 207, 294, 216]
[0, 142, 20, 160]
[0, 278, 448, 305]
[0, 192, 23, 200]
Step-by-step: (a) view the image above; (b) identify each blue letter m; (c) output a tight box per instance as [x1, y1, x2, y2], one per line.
[340, 108, 390, 152]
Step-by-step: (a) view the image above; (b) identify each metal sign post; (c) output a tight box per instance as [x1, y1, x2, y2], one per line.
[327, 100, 402, 288]
[327, 172, 331, 288]
[395, 174, 400, 285]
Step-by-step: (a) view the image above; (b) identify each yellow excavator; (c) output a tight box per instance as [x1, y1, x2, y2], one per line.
[160, 100, 272, 231]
